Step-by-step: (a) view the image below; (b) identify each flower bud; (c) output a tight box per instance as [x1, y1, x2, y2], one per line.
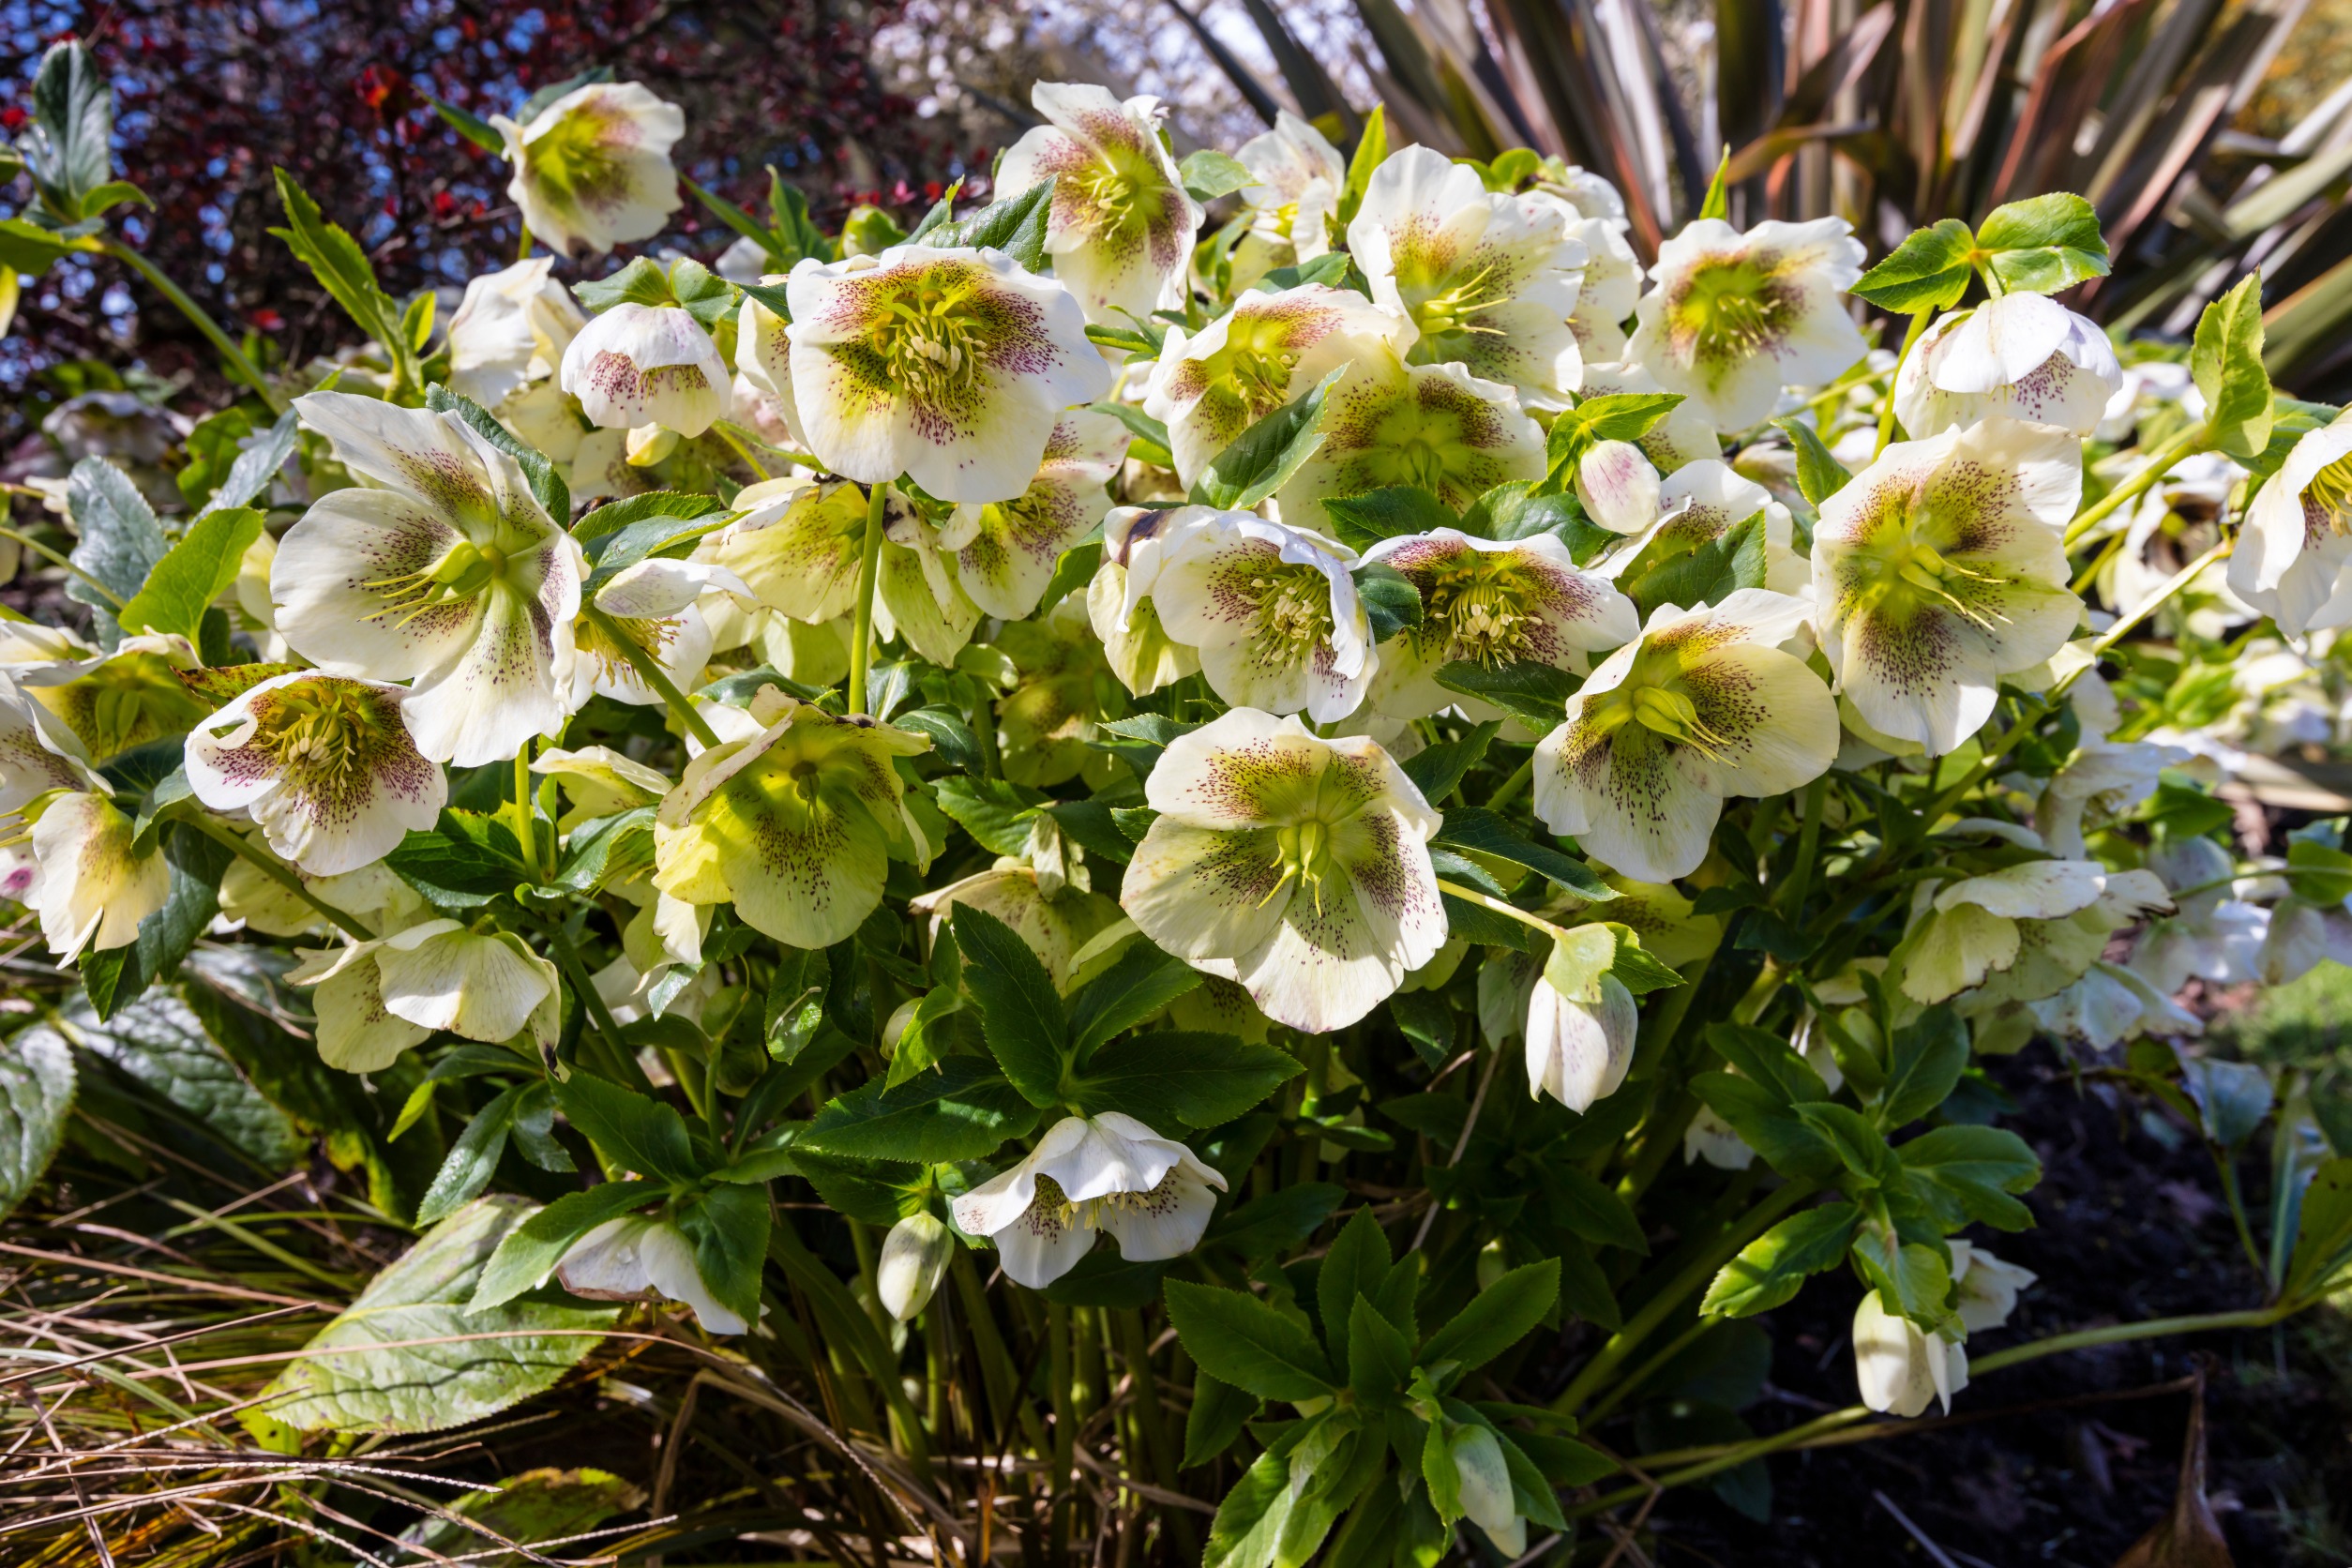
[878, 1213, 956, 1321]
[626, 423, 680, 467]
[560, 303, 729, 437]
[1450, 1425, 1519, 1542]
[1575, 439, 1661, 535]
[1852, 1291, 1968, 1418]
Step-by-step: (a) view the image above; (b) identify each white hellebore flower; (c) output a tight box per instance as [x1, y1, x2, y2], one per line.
[1143, 283, 1413, 490]
[1139, 510, 1374, 721]
[1231, 110, 1345, 283]
[570, 558, 755, 707]
[996, 83, 1205, 327]
[1901, 859, 2140, 1004]
[1123, 709, 1447, 1033]
[1574, 440, 1661, 535]
[1949, 1240, 2037, 1333]
[1893, 294, 2123, 439]
[876, 1213, 957, 1320]
[1533, 590, 1838, 882]
[937, 409, 1131, 619]
[1627, 217, 1868, 431]
[699, 475, 874, 626]
[557, 1214, 746, 1334]
[446, 257, 588, 408]
[559, 303, 730, 437]
[784, 245, 1109, 502]
[183, 672, 445, 877]
[1525, 926, 1640, 1111]
[952, 1112, 1228, 1288]
[288, 919, 561, 1073]
[491, 81, 684, 258]
[1348, 145, 1589, 407]
[2130, 836, 2269, 994]
[29, 792, 168, 962]
[1813, 417, 2083, 756]
[2226, 413, 2352, 635]
[1358, 530, 1636, 722]
[274, 395, 587, 767]
[1276, 352, 1546, 535]
[1853, 1290, 1968, 1418]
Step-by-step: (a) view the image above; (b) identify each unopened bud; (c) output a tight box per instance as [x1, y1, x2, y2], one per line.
[627, 422, 681, 467]
[1575, 440, 1661, 535]
[878, 1212, 955, 1320]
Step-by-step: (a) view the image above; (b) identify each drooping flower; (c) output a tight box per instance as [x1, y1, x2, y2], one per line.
[1949, 1241, 2036, 1333]
[1969, 957, 2201, 1052]
[0, 674, 96, 816]
[184, 673, 445, 877]
[1574, 440, 1661, 535]
[1626, 217, 1869, 431]
[698, 475, 874, 626]
[1276, 352, 1546, 534]
[785, 245, 1109, 503]
[1358, 530, 1636, 722]
[27, 792, 168, 962]
[531, 745, 674, 827]
[2129, 836, 2269, 994]
[1137, 510, 1374, 721]
[1812, 417, 2083, 756]
[556, 1214, 746, 1334]
[1524, 926, 1639, 1111]
[653, 689, 932, 948]
[1607, 457, 1812, 596]
[559, 303, 730, 438]
[15, 635, 207, 762]
[937, 409, 1130, 619]
[733, 284, 807, 448]
[446, 257, 588, 409]
[490, 81, 684, 259]
[219, 851, 425, 942]
[1122, 708, 1446, 1032]
[2226, 414, 2352, 635]
[909, 863, 1123, 991]
[1348, 145, 1589, 407]
[1144, 284, 1413, 490]
[952, 1111, 1229, 1288]
[995, 83, 1205, 327]
[994, 594, 1125, 789]
[1532, 590, 1838, 882]
[1088, 551, 1201, 700]
[877, 1213, 956, 1320]
[1450, 1424, 1528, 1557]
[287, 919, 560, 1072]
[874, 501, 985, 666]
[273, 392, 587, 767]
[1893, 294, 2123, 439]
[1901, 859, 2170, 1004]
[1229, 111, 1346, 288]
[568, 558, 753, 707]
[2034, 738, 2190, 859]
[1853, 1290, 1968, 1418]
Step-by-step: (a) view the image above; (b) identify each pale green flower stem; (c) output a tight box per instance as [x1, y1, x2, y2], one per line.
[0, 521, 125, 607]
[97, 237, 287, 415]
[847, 481, 889, 716]
[713, 422, 773, 481]
[2050, 535, 2235, 701]
[513, 749, 541, 882]
[177, 813, 376, 941]
[1874, 309, 1937, 460]
[1433, 878, 1563, 942]
[581, 604, 722, 748]
[2062, 420, 2210, 548]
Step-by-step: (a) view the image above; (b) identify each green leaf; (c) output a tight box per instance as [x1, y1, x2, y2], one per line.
[802, 1057, 1041, 1162]
[1319, 1208, 1394, 1362]
[1338, 105, 1387, 224]
[68, 992, 303, 1172]
[0, 216, 79, 277]
[1164, 1279, 1335, 1400]
[2178, 1054, 2274, 1150]
[2284, 1156, 2352, 1304]
[1204, 1183, 1344, 1261]
[1401, 721, 1499, 803]
[415, 1083, 525, 1228]
[925, 179, 1058, 273]
[400, 1468, 644, 1563]
[1433, 658, 1580, 731]
[470, 1181, 659, 1311]
[1850, 219, 1977, 313]
[27, 40, 112, 218]
[1689, 1074, 1837, 1181]
[1773, 416, 1851, 508]
[673, 1182, 772, 1328]
[552, 1073, 701, 1184]
[1065, 1031, 1304, 1129]
[1976, 193, 2109, 294]
[1353, 563, 1424, 641]
[1182, 148, 1258, 201]
[931, 775, 1047, 856]
[1621, 510, 1767, 622]
[1435, 807, 1617, 901]
[2190, 272, 2274, 462]
[383, 822, 529, 910]
[1184, 1374, 1262, 1467]
[66, 456, 170, 646]
[256, 1196, 618, 1434]
[1207, 1447, 1298, 1568]
[1792, 1101, 1898, 1186]
[198, 407, 300, 518]
[1545, 392, 1687, 481]
[1348, 1294, 1416, 1409]
[1881, 1005, 1968, 1126]
[1698, 148, 1731, 220]
[426, 384, 570, 525]
[116, 507, 263, 644]
[1461, 482, 1601, 549]
[424, 92, 506, 154]
[952, 906, 1069, 1107]
[1191, 366, 1347, 510]
[271, 169, 417, 387]
[1700, 1201, 1862, 1317]
[1323, 486, 1456, 552]
[0, 1026, 74, 1223]
[1853, 1231, 1952, 1325]
[1067, 942, 1204, 1058]
[81, 824, 234, 1021]
[1547, 1164, 1649, 1253]
[572, 255, 675, 314]
[550, 806, 656, 896]
[1896, 1123, 2041, 1231]
[574, 489, 727, 559]
[1418, 1259, 1559, 1372]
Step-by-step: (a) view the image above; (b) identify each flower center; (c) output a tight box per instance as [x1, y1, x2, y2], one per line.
[248, 678, 396, 791]
[580, 611, 679, 685]
[1077, 159, 1151, 237]
[1668, 256, 1794, 368]
[1272, 817, 1342, 914]
[1590, 682, 1734, 760]
[868, 275, 993, 407]
[1412, 262, 1509, 341]
[1421, 557, 1539, 666]
[364, 536, 506, 626]
[2303, 454, 2352, 544]
[1863, 533, 2007, 632]
[1244, 562, 1335, 662]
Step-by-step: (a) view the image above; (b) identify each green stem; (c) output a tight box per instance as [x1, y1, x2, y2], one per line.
[1875, 309, 1936, 460]
[179, 815, 375, 940]
[512, 746, 541, 882]
[516, 223, 534, 264]
[581, 604, 722, 747]
[1780, 776, 1828, 919]
[713, 422, 773, 481]
[2054, 536, 2234, 699]
[2063, 422, 2208, 547]
[1486, 755, 1536, 812]
[1434, 878, 1562, 942]
[100, 238, 286, 414]
[1582, 1314, 1716, 1425]
[0, 524, 126, 607]
[848, 481, 889, 716]
[540, 920, 652, 1093]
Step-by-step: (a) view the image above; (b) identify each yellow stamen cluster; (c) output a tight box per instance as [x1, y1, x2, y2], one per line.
[364, 537, 504, 627]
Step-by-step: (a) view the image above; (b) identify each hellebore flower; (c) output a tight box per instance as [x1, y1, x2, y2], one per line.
[15, 634, 207, 762]
[0, 675, 94, 817]
[1524, 925, 1640, 1111]
[559, 303, 730, 438]
[1121, 708, 1446, 1032]
[569, 558, 754, 707]
[734, 284, 806, 447]
[1532, 590, 1838, 882]
[1949, 1240, 2036, 1333]
[1900, 859, 2171, 1004]
[2033, 737, 2190, 859]
[491, 81, 684, 259]
[1612, 459, 1811, 597]
[1347, 145, 1590, 407]
[995, 83, 1205, 327]
[699, 475, 875, 626]
[994, 594, 1125, 789]
[288, 919, 560, 1072]
[2130, 836, 2269, 994]
[785, 245, 1109, 502]
[1893, 294, 2122, 439]
[1574, 440, 1661, 535]
[2226, 413, 2352, 635]
[1138, 510, 1374, 722]
[1626, 217, 1868, 431]
[272, 393, 587, 767]
[556, 1214, 746, 1334]
[1229, 111, 1346, 287]
[1359, 530, 1636, 722]
[28, 792, 167, 962]
[909, 863, 1123, 992]
[1276, 352, 1546, 535]
[938, 409, 1130, 619]
[446, 257, 588, 409]
[952, 1111, 1228, 1288]
[1813, 417, 2083, 756]
[877, 1213, 956, 1320]
[1144, 284, 1413, 490]
[653, 689, 932, 949]
[1853, 1290, 1968, 1418]
[183, 672, 445, 877]
[1450, 1424, 1529, 1556]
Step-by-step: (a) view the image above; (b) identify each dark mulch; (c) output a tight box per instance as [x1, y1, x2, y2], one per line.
[1619, 1044, 2352, 1567]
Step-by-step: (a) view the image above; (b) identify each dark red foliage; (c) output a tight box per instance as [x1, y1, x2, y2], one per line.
[0, 0, 977, 407]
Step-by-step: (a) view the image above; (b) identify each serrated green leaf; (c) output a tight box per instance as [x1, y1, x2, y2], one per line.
[0, 1026, 74, 1223]
[1182, 148, 1257, 202]
[66, 456, 169, 646]
[1191, 366, 1346, 510]
[1851, 219, 1977, 312]
[1064, 1031, 1302, 1129]
[2191, 272, 2273, 461]
[1419, 1259, 1558, 1372]
[1896, 1123, 2040, 1231]
[802, 1057, 1040, 1162]
[1977, 193, 2110, 294]
[552, 1073, 701, 1184]
[116, 507, 263, 645]
[1432, 659, 1581, 730]
[469, 1182, 662, 1310]
[1774, 416, 1851, 507]
[1165, 1279, 1334, 1400]
[272, 169, 418, 388]
[953, 906, 1068, 1106]
[1323, 486, 1456, 552]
